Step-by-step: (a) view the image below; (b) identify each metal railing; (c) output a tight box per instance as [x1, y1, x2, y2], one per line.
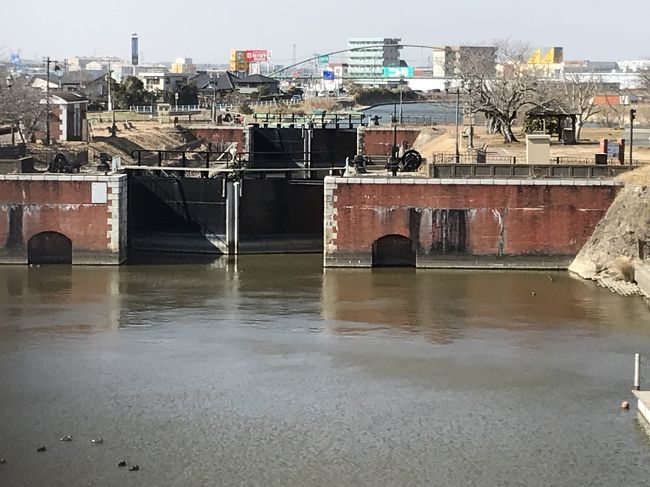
[129, 106, 156, 114]
[168, 105, 201, 113]
[429, 162, 633, 179]
[430, 152, 650, 166]
[431, 153, 517, 165]
[232, 150, 343, 165]
[252, 112, 367, 127]
[130, 149, 234, 171]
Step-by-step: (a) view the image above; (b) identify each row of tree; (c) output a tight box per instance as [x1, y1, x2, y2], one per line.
[454, 39, 637, 143]
[107, 77, 199, 108]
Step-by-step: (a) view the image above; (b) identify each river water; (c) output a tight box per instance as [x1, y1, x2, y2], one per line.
[363, 102, 461, 125]
[1, 254, 649, 486]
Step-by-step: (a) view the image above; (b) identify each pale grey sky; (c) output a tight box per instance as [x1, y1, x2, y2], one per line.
[1, 0, 648, 64]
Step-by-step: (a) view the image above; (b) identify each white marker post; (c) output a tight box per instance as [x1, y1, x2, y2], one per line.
[634, 353, 641, 391]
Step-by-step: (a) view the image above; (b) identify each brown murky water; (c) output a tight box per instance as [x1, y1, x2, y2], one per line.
[0, 254, 649, 486]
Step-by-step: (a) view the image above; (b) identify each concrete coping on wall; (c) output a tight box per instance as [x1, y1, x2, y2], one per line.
[324, 176, 624, 187]
[0, 174, 127, 182]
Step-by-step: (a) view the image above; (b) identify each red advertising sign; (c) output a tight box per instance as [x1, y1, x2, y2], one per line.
[245, 50, 269, 62]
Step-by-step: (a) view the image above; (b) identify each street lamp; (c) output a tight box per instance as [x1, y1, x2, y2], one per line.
[209, 73, 217, 122]
[466, 79, 476, 150]
[45, 57, 61, 146]
[174, 92, 179, 110]
[5, 73, 15, 145]
[398, 76, 405, 124]
[106, 62, 117, 136]
[630, 108, 637, 165]
[444, 79, 464, 164]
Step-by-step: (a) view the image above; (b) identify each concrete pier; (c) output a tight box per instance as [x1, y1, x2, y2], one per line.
[324, 176, 623, 268]
[0, 174, 128, 264]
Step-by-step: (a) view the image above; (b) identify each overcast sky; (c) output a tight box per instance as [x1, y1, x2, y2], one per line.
[1, 0, 648, 65]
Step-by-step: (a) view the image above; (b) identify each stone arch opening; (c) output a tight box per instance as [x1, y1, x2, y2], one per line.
[372, 234, 415, 267]
[27, 231, 72, 265]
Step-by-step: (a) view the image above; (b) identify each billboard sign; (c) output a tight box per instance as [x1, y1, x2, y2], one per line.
[528, 47, 563, 65]
[245, 50, 269, 62]
[323, 70, 335, 80]
[382, 66, 413, 78]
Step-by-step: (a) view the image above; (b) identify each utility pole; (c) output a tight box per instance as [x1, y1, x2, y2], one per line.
[107, 60, 112, 112]
[44, 57, 60, 146]
[630, 108, 636, 165]
[444, 79, 464, 164]
[210, 73, 216, 122]
[107, 60, 116, 136]
[5, 73, 14, 145]
[398, 77, 404, 124]
[455, 88, 460, 162]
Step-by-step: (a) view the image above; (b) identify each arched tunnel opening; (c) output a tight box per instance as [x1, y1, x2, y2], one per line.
[371, 234, 416, 267]
[27, 231, 72, 265]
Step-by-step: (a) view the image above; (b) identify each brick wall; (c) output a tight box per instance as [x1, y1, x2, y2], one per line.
[187, 127, 247, 151]
[324, 177, 621, 268]
[0, 174, 127, 264]
[361, 127, 421, 156]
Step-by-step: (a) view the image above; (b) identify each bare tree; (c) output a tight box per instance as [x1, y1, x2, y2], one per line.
[457, 39, 549, 143]
[591, 87, 627, 129]
[0, 68, 49, 142]
[638, 68, 650, 94]
[560, 73, 601, 140]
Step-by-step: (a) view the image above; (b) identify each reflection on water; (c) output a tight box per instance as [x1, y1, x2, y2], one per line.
[321, 267, 648, 343]
[0, 254, 649, 486]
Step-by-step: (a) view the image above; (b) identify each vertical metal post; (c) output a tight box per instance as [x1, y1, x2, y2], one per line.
[45, 57, 51, 146]
[226, 180, 232, 254]
[234, 181, 240, 255]
[399, 78, 403, 125]
[226, 181, 240, 255]
[629, 109, 635, 166]
[455, 89, 460, 164]
[634, 353, 641, 391]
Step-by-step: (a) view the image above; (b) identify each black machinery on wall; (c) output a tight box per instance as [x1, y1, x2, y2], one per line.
[351, 149, 422, 174]
[47, 153, 82, 173]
